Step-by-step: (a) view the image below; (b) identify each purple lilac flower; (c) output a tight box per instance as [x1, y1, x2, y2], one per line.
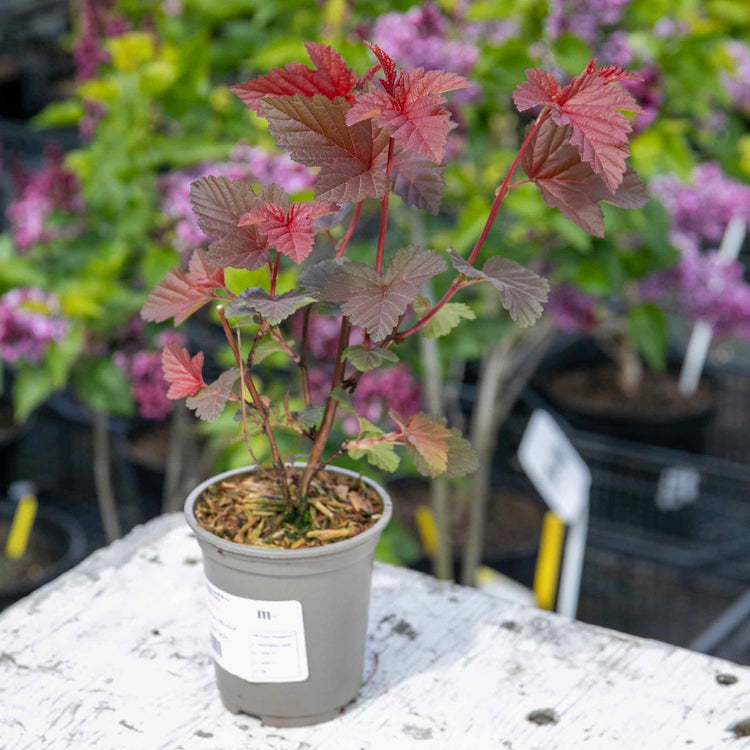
[0, 288, 69, 363]
[723, 41, 750, 115]
[648, 251, 750, 339]
[160, 147, 315, 252]
[6, 148, 84, 251]
[652, 163, 750, 251]
[621, 65, 663, 133]
[545, 0, 631, 46]
[73, 0, 130, 82]
[290, 313, 364, 361]
[652, 18, 689, 39]
[547, 284, 599, 333]
[599, 30, 633, 67]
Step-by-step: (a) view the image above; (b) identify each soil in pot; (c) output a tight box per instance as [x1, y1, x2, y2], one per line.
[194, 468, 384, 549]
[388, 477, 544, 587]
[540, 361, 717, 452]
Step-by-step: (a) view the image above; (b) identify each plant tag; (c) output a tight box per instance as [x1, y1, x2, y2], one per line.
[206, 579, 309, 683]
[518, 410, 591, 523]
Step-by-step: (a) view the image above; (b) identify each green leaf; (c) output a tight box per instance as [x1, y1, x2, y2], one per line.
[13, 368, 56, 421]
[413, 295, 476, 338]
[45, 328, 85, 389]
[252, 339, 286, 364]
[73, 358, 134, 417]
[295, 405, 324, 430]
[348, 442, 401, 472]
[33, 100, 85, 128]
[342, 345, 399, 372]
[628, 303, 668, 371]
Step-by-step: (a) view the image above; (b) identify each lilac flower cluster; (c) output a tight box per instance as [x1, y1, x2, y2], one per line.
[6, 148, 84, 251]
[114, 330, 185, 420]
[0, 288, 69, 363]
[160, 146, 315, 252]
[297, 314, 421, 436]
[73, 0, 130, 82]
[372, 4, 479, 79]
[723, 41, 750, 115]
[547, 284, 599, 333]
[545, 0, 632, 46]
[621, 65, 663, 132]
[652, 163, 750, 253]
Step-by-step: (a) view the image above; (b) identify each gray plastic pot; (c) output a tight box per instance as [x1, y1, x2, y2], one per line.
[184, 464, 392, 727]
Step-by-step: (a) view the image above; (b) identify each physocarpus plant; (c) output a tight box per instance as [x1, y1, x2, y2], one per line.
[142, 42, 647, 548]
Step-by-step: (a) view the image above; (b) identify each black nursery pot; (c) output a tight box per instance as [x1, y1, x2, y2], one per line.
[0, 502, 87, 610]
[534, 337, 718, 453]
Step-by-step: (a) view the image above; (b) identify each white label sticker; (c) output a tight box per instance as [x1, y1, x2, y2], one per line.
[518, 409, 591, 523]
[206, 579, 309, 683]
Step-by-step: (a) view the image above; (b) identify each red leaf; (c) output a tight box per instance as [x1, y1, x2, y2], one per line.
[162, 343, 205, 399]
[363, 42, 398, 95]
[190, 176, 269, 271]
[263, 95, 391, 203]
[520, 119, 648, 237]
[347, 66, 469, 163]
[593, 63, 642, 84]
[240, 197, 339, 264]
[399, 412, 452, 476]
[513, 61, 642, 192]
[186, 369, 238, 421]
[231, 42, 357, 113]
[391, 148, 446, 215]
[320, 247, 447, 341]
[141, 250, 226, 325]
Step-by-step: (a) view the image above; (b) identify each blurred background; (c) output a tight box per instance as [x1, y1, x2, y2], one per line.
[0, 0, 748, 663]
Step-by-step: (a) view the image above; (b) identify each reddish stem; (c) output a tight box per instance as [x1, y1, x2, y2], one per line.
[269, 251, 280, 296]
[375, 138, 395, 274]
[335, 201, 364, 259]
[466, 111, 549, 266]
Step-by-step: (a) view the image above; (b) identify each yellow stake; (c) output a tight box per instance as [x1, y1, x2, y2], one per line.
[415, 505, 439, 557]
[533, 511, 566, 610]
[5, 494, 38, 560]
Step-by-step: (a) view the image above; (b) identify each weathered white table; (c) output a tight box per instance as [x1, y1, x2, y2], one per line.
[1, 514, 748, 749]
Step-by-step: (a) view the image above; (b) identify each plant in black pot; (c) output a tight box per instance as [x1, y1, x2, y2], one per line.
[544, 189, 749, 452]
[142, 42, 647, 725]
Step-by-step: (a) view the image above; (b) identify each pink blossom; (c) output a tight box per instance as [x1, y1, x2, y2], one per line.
[0, 288, 69, 363]
[547, 284, 599, 333]
[6, 147, 83, 251]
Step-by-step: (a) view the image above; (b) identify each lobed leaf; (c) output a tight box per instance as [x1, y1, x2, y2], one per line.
[347, 64, 469, 164]
[186, 369, 238, 422]
[190, 177, 269, 271]
[348, 442, 401, 472]
[142, 251, 226, 325]
[231, 42, 358, 112]
[162, 343, 205, 399]
[262, 94, 390, 203]
[299, 257, 349, 296]
[342, 344, 399, 372]
[520, 120, 648, 237]
[449, 250, 549, 327]
[391, 149, 446, 215]
[240, 196, 339, 264]
[413, 296, 476, 338]
[294, 405, 325, 431]
[513, 60, 642, 192]
[226, 288, 313, 326]
[320, 247, 447, 341]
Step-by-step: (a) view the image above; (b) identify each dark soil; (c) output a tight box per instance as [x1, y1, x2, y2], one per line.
[545, 365, 715, 420]
[388, 477, 543, 553]
[0, 520, 62, 589]
[194, 468, 383, 549]
[125, 424, 171, 472]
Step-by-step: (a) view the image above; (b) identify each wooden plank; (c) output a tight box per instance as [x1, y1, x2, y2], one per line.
[1, 514, 748, 749]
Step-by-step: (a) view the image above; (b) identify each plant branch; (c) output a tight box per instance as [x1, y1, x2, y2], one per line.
[466, 110, 549, 266]
[297, 317, 351, 500]
[375, 138, 395, 274]
[217, 306, 287, 488]
[269, 251, 281, 296]
[335, 201, 364, 259]
[300, 305, 312, 407]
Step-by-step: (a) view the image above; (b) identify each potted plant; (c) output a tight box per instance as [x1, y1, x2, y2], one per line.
[142, 41, 646, 725]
